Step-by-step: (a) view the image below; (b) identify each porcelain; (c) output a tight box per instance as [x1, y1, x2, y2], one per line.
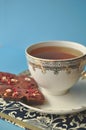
[20, 78, 86, 114]
[25, 41, 86, 95]
[0, 91, 86, 129]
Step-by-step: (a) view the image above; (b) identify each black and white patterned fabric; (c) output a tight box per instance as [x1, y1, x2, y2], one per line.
[0, 98, 86, 130]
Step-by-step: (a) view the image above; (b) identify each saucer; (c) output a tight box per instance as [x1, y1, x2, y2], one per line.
[20, 77, 86, 115]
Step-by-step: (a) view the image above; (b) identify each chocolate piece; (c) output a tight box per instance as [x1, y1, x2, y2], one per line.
[0, 72, 45, 105]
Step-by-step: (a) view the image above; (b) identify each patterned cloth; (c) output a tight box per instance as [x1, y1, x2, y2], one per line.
[0, 98, 86, 130]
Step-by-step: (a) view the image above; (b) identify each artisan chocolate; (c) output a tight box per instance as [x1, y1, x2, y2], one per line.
[0, 72, 45, 105]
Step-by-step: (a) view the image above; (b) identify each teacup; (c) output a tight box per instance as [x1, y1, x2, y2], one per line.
[25, 41, 86, 95]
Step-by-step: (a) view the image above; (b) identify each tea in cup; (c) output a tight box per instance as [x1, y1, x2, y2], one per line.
[25, 41, 86, 95]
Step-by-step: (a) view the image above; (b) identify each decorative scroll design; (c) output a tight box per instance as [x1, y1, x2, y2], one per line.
[29, 57, 86, 74]
[0, 98, 86, 130]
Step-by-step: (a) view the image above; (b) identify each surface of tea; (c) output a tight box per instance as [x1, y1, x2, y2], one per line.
[29, 46, 83, 60]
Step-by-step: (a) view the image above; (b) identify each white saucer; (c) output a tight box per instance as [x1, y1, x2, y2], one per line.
[20, 78, 86, 115]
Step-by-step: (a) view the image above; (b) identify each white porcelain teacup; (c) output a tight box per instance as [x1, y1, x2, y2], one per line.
[25, 41, 86, 95]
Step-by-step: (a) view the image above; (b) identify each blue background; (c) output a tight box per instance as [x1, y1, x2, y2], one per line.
[0, 119, 25, 130]
[0, 0, 86, 75]
[0, 0, 86, 129]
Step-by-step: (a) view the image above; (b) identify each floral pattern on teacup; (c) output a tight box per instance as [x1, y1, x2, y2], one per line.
[27, 55, 86, 74]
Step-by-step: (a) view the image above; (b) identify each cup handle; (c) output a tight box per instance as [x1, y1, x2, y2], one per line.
[81, 70, 86, 79]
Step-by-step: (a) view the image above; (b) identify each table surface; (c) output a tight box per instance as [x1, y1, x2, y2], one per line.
[0, 0, 86, 130]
